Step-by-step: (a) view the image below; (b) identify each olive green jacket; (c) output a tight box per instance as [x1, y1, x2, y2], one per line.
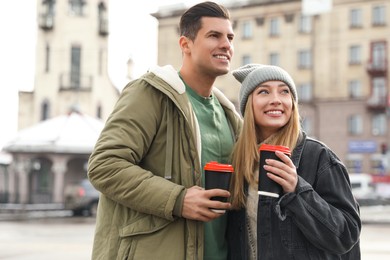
[88, 65, 242, 260]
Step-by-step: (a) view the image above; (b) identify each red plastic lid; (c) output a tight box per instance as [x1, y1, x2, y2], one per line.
[204, 161, 234, 173]
[259, 144, 291, 156]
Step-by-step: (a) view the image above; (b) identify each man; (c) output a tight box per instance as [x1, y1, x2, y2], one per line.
[88, 1, 241, 259]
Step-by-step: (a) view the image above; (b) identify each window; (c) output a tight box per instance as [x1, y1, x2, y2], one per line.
[299, 15, 312, 33]
[372, 113, 387, 136]
[71, 46, 81, 88]
[370, 154, 386, 174]
[348, 114, 363, 135]
[40, 0, 55, 29]
[298, 50, 311, 69]
[42, 0, 55, 15]
[349, 45, 361, 64]
[346, 154, 363, 173]
[41, 100, 50, 121]
[45, 43, 50, 73]
[31, 158, 52, 197]
[350, 8, 362, 28]
[98, 48, 103, 75]
[242, 55, 251, 66]
[372, 5, 386, 26]
[69, 0, 85, 16]
[242, 21, 252, 39]
[367, 77, 387, 106]
[297, 83, 312, 101]
[348, 80, 362, 98]
[372, 77, 387, 104]
[269, 52, 279, 66]
[98, 2, 109, 35]
[269, 18, 279, 36]
[97, 104, 102, 119]
[371, 42, 386, 69]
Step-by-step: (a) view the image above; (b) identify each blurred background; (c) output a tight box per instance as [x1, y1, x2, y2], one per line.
[0, 0, 389, 259]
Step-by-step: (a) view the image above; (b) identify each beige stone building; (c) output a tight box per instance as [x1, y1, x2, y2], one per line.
[152, 0, 390, 175]
[1, 0, 119, 205]
[19, 0, 119, 129]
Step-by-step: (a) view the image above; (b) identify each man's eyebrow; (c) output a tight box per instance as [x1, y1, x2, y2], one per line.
[206, 30, 235, 37]
[206, 30, 222, 35]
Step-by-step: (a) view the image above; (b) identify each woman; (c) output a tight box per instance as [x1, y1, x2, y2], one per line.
[227, 64, 361, 259]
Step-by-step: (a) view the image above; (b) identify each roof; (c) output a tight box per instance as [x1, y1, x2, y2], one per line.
[0, 152, 12, 165]
[3, 111, 104, 154]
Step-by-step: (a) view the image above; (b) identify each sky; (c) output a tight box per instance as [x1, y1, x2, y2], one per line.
[0, 0, 201, 150]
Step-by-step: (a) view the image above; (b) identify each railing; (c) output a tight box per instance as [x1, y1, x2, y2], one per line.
[366, 95, 388, 109]
[366, 59, 387, 75]
[59, 73, 92, 91]
[39, 13, 54, 30]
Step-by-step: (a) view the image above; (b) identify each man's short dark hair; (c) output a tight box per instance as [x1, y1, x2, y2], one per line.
[180, 1, 230, 41]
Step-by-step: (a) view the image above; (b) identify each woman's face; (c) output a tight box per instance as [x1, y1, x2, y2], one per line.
[251, 80, 293, 140]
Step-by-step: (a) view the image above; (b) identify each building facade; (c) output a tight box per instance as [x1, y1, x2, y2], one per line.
[1, 0, 120, 205]
[152, 0, 390, 175]
[18, 0, 119, 130]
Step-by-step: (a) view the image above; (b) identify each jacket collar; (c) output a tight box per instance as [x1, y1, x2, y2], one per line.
[291, 131, 307, 169]
[149, 65, 186, 94]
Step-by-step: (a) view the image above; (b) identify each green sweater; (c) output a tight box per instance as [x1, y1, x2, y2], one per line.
[185, 84, 234, 260]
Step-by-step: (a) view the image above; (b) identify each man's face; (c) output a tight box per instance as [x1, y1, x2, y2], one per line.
[188, 17, 234, 77]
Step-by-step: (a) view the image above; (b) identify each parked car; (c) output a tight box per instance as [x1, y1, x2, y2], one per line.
[349, 173, 379, 206]
[64, 179, 99, 216]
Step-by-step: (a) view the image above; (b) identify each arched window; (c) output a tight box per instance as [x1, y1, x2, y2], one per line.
[98, 2, 108, 35]
[96, 104, 102, 119]
[69, 0, 85, 16]
[41, 99, 50, 121]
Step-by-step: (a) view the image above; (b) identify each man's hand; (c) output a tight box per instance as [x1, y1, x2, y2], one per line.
[181, 186, 231, 222]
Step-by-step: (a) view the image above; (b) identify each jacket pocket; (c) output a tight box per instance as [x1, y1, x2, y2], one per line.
[117, 236, 136, 260]
[278, 214, 309, 258]
[117, 215, 185, 260]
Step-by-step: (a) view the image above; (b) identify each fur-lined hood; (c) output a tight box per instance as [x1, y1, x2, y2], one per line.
[148, 65, 239, 116]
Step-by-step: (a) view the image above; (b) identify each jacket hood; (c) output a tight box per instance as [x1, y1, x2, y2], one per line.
[149, 65, 186, 94]
[148, 65, 239, 115]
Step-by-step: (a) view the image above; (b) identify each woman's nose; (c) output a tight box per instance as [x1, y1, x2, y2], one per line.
[270, 93, 282, 105]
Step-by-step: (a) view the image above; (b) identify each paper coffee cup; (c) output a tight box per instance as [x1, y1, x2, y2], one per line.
[204, 161, 234, 213]
[258, 144, 291, 198]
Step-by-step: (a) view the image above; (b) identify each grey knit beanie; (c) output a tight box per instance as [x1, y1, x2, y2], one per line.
[232, 64, 297, 116]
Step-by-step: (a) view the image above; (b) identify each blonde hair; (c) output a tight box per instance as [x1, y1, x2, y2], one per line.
[230, 93, 301, 209]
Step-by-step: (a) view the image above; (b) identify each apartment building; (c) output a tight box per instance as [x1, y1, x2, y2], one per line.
[152, 0, 390, 175]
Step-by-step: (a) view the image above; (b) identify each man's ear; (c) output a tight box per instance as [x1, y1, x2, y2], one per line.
[179, 36, 191, 54]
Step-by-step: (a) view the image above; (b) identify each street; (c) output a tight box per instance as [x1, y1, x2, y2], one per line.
[361, 223, 390, 259]
[0, 216, 94, 260]
[0, 207, 389, 259]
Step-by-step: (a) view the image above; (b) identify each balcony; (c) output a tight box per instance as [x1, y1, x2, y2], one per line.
[59, 73, 92, 91]
[366, 94, 388, 110]
[39, 13, 54, 30]
[366, 59, 387, 76]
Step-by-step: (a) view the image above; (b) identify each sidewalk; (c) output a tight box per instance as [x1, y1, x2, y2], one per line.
[360, 205, 390, 224]
[0, 203, 69, 221]
[1, 203, 390, 223]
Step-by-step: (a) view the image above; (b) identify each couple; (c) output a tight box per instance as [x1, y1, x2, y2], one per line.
[87, 1, 361, 259]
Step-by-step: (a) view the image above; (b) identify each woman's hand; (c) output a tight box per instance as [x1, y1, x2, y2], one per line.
[262, 150, 298, 193]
